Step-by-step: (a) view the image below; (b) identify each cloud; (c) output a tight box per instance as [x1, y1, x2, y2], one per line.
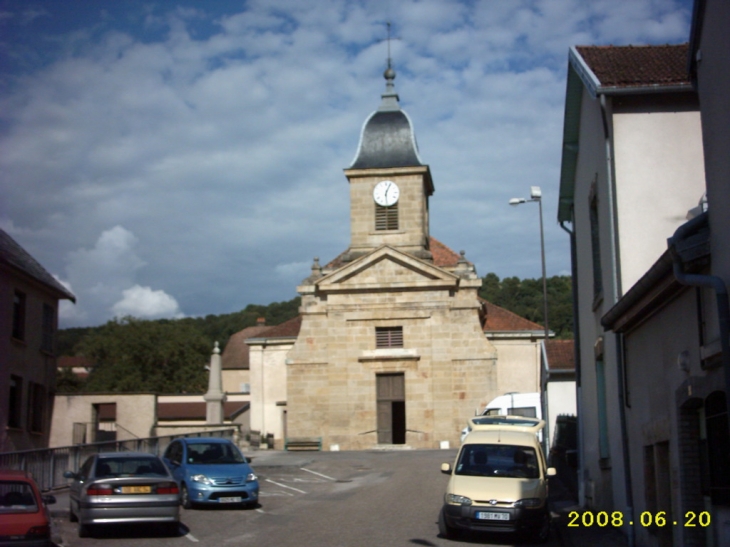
[57, 226, 183, 325]
[0, 0, 694, 328]
[112, 285, 184, 319]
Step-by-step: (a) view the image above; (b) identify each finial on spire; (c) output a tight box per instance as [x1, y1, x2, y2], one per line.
[384, 22, 396, 82]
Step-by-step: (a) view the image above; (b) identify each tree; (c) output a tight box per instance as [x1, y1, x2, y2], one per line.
[478, 273, 574, 339]
[78, 317, 210, 393]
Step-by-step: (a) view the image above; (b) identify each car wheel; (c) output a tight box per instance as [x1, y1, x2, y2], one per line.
[68, 503, 78, 522]
[181, 483, 192, 509]
[78, 522, 91, 538]
[531, 511, 551, 543]
[438, 507, 457, 539]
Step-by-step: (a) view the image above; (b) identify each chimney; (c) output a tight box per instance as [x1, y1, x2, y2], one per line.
[256, 317, 266, 326]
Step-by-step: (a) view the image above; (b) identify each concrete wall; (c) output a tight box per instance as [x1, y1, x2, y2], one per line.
[222, 369, 250, 394]
[248, 339, 291, 449]
[613, 108, 705, 291]
[490, 338, 541, 396]
[545, 380, 577, 449]
[49, 393, 157, 448]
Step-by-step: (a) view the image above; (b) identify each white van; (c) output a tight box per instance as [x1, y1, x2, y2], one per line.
[461, 392, 542, 443]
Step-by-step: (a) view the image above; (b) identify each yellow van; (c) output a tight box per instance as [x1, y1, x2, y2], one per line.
[439, 416, 555, 543]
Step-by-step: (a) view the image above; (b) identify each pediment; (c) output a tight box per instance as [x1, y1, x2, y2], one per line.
[316, 246, 458, 292]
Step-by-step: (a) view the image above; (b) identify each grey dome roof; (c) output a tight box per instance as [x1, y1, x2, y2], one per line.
[349, 66, 424, 170]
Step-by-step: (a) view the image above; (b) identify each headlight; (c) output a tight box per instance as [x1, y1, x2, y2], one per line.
[246, 473, 258, 482]
[514, 498, 543, 508]
[191, 474, 213, 485]
[446, 493, 472, 506]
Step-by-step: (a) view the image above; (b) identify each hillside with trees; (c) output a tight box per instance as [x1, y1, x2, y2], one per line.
[57, 275, 573, 393]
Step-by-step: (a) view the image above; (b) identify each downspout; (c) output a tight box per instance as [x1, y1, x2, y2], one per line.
[560, 219, 584, 506]
[599, 94, 634, 547]
[668, 213, 730, 441]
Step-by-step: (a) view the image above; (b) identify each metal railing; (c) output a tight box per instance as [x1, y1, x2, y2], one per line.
[0, 428, 237, 491]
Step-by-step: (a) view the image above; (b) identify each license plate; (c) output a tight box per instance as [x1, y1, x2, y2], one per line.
[218, 496, 242, 503]
[121, 486, 151, 494]
[476, 511, 509, 521]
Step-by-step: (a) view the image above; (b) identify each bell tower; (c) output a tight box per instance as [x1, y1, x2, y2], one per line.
[342, 60, 434, 263]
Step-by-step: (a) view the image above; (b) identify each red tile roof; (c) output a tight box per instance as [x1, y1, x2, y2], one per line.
[256, 315, 302, 338]
[576, 44, 690, 89]
[156, 401, 249, 421]
[325, 236, 465, 269]
[480, 299, 543, 332]
[545, 339, 575, 372]
[221, 325, 270, 370]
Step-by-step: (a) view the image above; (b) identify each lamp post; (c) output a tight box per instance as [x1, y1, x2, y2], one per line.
[509, 186, 549, 341]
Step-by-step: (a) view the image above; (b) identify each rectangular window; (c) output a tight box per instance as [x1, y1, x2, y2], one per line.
[376, 326, 403, 348]
[12, 291, 26, 341]
[26, 382, 45, 434]
[375, 203, 398, 231]
[589, 182, 603, 303]
[42, 304, 55, 353]
[8, 375, 23, 429]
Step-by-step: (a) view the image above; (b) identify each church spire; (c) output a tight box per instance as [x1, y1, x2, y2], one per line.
[379, 22, 399, 112]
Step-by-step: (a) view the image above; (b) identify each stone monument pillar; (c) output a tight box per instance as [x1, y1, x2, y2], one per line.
[204, 342, 226, 424]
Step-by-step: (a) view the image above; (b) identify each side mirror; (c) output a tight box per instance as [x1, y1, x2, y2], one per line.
[63, 471, 77, 480]
[546, 467, 557, 477]
[441, 463, 452, 475]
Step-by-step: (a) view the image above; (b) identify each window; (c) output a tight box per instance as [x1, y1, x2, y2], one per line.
[12, 291, 26, 341]
[376, 326, 403, 348]
[375, 203, 398, 231]
[8, 375, 23, 429]
[27, 382, 45, 433]
[42, 304, 55, 353]
[589, 181, 603, 303]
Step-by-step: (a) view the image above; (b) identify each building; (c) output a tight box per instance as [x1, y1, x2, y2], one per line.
[1, 229, 76, 452]
[597, 2, 730, 546]
[243, 64, 548, 451]
[557, 42, 706, 529]
[542, 339, 576, 450]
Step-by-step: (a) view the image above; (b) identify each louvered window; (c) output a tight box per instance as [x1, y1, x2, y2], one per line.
[375, 203, 399, 230]
[376, 326, 403, 348]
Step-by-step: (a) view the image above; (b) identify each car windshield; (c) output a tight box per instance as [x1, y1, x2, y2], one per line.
[0, 481, 38, 513]
[187, 443, 245, 464]
[96, 458, 167, 478]
[455, 444, 539, 479]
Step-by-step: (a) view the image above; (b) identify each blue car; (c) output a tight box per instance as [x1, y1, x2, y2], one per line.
[162, 437, 259, 509]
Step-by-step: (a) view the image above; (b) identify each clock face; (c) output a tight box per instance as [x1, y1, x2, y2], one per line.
[373, 180, 400, 206]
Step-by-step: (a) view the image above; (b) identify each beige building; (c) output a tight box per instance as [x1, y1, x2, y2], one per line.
[243, 65, 547, 451]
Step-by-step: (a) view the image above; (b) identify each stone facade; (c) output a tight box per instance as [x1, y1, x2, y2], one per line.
[286, 245, 498, 450]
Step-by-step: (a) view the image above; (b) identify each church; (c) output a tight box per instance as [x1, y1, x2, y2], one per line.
[243, 62, 547, 451]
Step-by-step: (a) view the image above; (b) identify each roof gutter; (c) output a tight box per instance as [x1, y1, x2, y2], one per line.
[667, 212, 730, 430]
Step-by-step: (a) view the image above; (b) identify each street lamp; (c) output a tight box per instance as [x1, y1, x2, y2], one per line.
[509, 186, 549, 341]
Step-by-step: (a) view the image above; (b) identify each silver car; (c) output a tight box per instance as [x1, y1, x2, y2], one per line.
[64, 452, 180, 538]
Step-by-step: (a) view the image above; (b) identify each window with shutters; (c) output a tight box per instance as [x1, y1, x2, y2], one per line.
[376, 326, 403, 348]
[375, 203, 398, 230]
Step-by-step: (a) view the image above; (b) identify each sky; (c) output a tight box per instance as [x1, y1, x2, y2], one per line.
[0, 0, 695, 328]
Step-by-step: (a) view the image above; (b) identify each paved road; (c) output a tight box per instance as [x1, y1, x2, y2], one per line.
[51, 449, 565, 547]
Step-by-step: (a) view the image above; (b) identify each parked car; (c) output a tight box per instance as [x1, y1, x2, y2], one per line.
[461, 392, 542, 442]
[63, 452, 180, 538]
[440, 415, 555, 543]
[162, 437, 259, 509]
[0, 469, 56, 547]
